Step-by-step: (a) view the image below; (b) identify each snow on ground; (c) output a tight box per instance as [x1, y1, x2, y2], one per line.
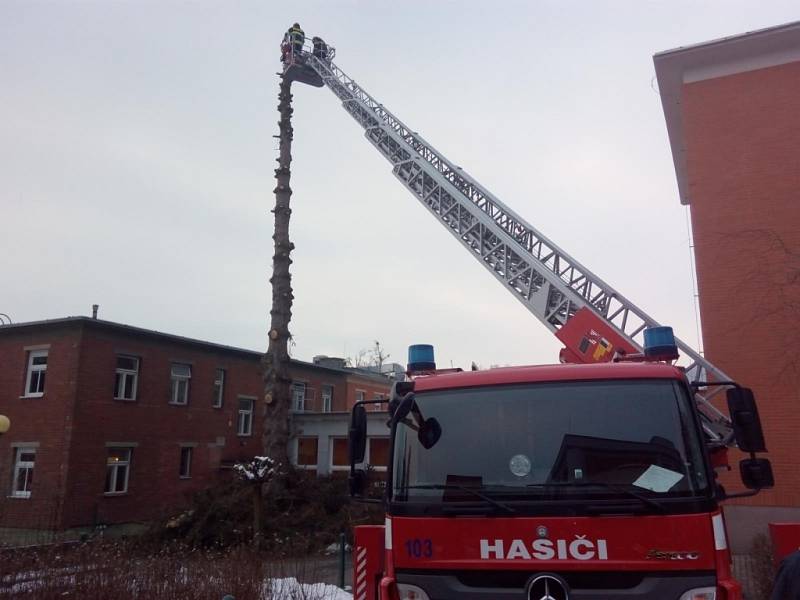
[2, 573, 353, 599]
[269, 577, 352, 600]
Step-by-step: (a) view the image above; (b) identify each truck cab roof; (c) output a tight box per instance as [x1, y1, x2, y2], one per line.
[413, 362, 686, 392]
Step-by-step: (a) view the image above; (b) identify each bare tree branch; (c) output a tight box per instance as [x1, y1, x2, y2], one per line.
[369, 340, 390, 370]
[703, 228, 800, 381]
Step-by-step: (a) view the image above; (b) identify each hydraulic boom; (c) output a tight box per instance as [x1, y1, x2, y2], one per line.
[283, 40, 734, 445]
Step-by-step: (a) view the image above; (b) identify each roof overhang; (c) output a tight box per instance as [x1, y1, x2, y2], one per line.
[653, 21, 800, 205]
[0, 316, 391, 381]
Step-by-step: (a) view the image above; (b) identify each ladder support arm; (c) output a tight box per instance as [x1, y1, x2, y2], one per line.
[296, 51, 735, 445]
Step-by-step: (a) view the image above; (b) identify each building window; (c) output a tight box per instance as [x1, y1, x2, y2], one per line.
[355, 390, 365, 404]
[368, 437, 390, 471]
[11, 447, 36, 498]
[212, 368, 225, 408]
[179, 447, 192, 478]
[292, 382, 306, 412]
[105, 448, 131, 494]
[296, 437, 318, 468]
[114, 355, 139, 400]
[237, 398, 253, 436]
[24, 350, 48, 397]
[170, 363, 191, 405]
[372, 393, 384, 411]
[321, 385, 333, 413]
[330, 437, 348, 470]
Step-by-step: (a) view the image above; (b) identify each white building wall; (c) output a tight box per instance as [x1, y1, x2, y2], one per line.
[290, 412, 390, 476]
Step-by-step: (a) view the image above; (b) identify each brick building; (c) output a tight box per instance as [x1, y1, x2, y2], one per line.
[0, 316, 391, 532]
[655, 21, 800, 551]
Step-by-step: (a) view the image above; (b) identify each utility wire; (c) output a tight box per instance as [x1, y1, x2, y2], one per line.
[684, 206, 703, 355]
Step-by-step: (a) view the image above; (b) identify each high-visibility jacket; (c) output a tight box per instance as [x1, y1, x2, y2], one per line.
[289, 27, 304, 45]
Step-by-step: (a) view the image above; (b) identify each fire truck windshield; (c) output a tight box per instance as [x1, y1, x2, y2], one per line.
[391, 379, 712, 514]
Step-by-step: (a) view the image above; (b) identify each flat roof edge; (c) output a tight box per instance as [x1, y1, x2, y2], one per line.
[0, 316, 391, 381]
[654, 20, 800, 59]
[653, 20, 800, 206]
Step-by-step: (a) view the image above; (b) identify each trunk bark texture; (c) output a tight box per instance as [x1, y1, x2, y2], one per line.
[262, 77, 295, 465]
[252, 483, 263, 541]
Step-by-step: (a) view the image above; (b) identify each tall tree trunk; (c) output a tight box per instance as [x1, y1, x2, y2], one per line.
[262, 77, 295, 465]
[252, 483, 263, 542]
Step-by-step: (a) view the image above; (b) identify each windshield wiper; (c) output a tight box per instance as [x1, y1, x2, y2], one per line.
[402, 485, 516, 514]
[527, 482, 667, 513]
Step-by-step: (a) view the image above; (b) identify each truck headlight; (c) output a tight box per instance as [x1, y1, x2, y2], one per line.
[396, 583, 431, 600]
[679, 587, 716, 600]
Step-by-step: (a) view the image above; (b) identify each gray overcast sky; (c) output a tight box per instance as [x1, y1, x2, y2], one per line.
[1, 1, 798, 369]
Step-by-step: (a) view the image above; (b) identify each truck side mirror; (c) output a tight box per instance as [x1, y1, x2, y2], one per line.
[349, 404, 367, 465]
[418, 417, 442, 450]
[726, 387, 767, 453]
[740, 457, 774, 490]
[392, 393, 415, 424]
[389, 382, 415, 418]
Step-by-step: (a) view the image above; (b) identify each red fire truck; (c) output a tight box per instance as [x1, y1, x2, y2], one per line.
[282, 36, 775, 599]
[347, 340, 772, 600]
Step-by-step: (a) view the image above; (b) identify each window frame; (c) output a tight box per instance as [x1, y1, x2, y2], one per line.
[114, 355, 139, 401]
[321, 384, 333, 413]
[367, 436, 390, 472]
[105, 447, 132, 495]
[11, 447, 36, 498]
[292, 381, 307, 412]
[295, 436, 319, 469]
[24, 350, 48, 398]
[179, 446, 193, 479]
[237, 397, 254, 437]
[329, 436, 349, 471]
[355, 389, 365, 405]
[170, 363, 191, 405]
[212, 368, 225, 408]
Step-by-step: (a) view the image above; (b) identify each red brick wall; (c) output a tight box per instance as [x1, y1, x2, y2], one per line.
[289, 365, 348, 413]
[344, 377, 390, 411]
[682, 60, 800, 506]
[62, 325, 265, 527]
[288, 367, 391, 413]
[0, 320, 391, 529]
[0, 324, 82, 529]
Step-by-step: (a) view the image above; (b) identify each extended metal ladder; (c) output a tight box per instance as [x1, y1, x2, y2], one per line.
[288, 44, 734, 444]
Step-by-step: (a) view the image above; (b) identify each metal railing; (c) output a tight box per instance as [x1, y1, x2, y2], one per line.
[281, 34, 336, 68]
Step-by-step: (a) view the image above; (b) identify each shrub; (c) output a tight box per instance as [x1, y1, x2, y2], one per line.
[152, 468, 382, 554]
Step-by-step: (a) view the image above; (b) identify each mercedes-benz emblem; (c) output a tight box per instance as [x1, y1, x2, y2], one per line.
[527, 574, 569, 600]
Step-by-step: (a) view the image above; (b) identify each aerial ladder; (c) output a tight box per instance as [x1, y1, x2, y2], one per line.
[281, 39, 735, 447]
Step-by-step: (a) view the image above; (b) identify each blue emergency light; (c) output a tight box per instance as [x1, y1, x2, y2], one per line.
[643, 326, 679, 361]
[408, 344, 436, 372]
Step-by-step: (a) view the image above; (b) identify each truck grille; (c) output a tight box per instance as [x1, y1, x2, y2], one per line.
[403, 569, 713, 590]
